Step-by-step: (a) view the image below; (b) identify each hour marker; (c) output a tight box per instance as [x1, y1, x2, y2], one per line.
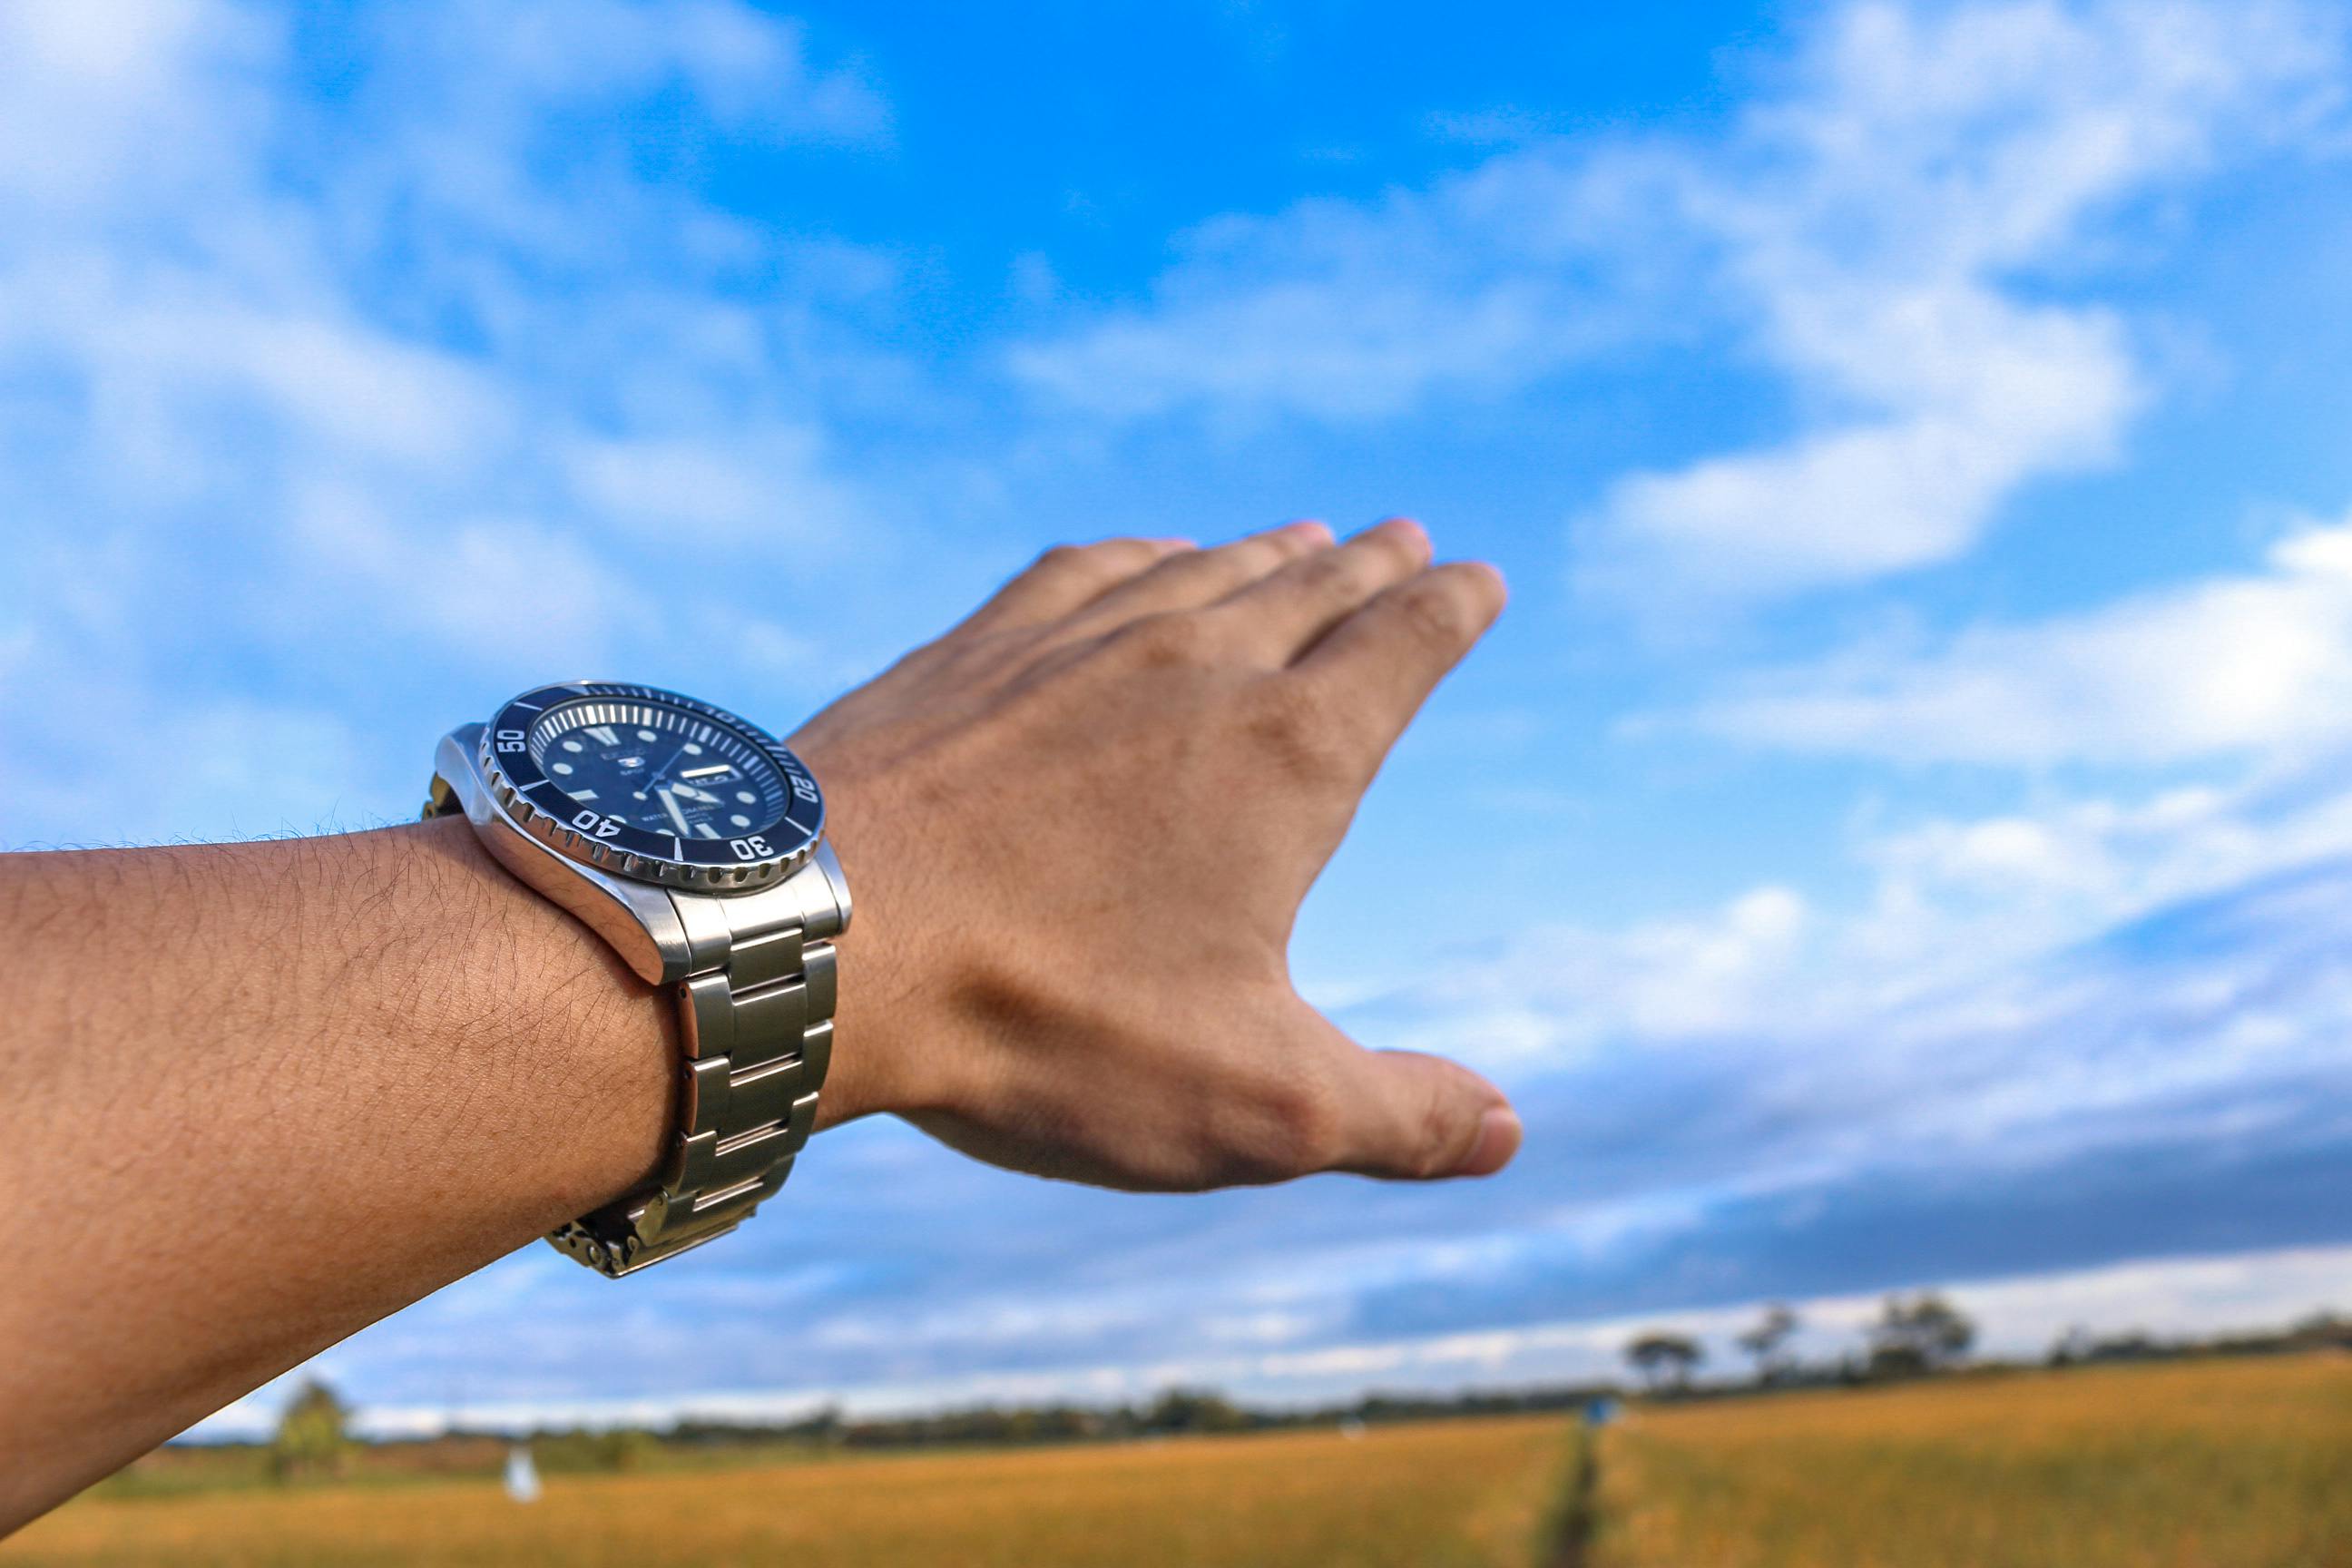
[680, 764, 732, 779]
[585, 726, 619, 745]
[736, 790, 757, 804]
[552, 762, 574, 775]
[562, 740, 583, 752]
[636, 729, 658, 742]
[694, 822, 721, 839]
[730, 814, 751, 828]
[570, 789, 598, 800]
[683, 742, 704, 755]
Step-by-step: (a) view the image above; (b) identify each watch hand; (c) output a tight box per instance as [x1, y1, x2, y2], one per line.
[656, 786, 691, 838]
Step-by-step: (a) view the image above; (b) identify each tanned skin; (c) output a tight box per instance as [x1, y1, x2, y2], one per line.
[0, 518, 1520, 1530]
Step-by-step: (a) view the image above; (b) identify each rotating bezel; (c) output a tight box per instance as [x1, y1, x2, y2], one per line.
[479, 681, 822, 891]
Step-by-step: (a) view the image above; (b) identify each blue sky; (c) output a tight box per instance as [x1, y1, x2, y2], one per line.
[5, 0, 2352, 1433]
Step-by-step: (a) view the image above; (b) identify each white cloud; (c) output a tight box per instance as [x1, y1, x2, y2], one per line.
[1355, 709, 2352, 1186]
[1004, 147, 1646, 424]
[0, 0, 894, 844]
[423, 0, 889, 143]
[1584, 0, 2339, 605]
[1376, 884, 1814, 1071]
[564, 427, 863, 544]
[1684, 514, 2352, 765]
[1008, 0, 2341, 606]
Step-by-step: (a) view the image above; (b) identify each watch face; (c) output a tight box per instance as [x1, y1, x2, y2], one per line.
[482, 682, 821, 888]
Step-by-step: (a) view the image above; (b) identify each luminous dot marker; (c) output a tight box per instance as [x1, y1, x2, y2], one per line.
[552, 762, 573, 775]
[730, 814, 751, 828]
[636, 729, 658, 742]
[736, 790, 757, 804]
[562, 740, 583, 752]
[684, 742, 703, 755]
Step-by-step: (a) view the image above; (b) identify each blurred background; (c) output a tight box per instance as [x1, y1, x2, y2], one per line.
[4, 0, 2351, 1544]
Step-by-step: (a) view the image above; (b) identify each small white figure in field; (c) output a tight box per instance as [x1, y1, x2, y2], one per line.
[1338, 1417, 1367, 1441]
[504, 1443, 541, 1504]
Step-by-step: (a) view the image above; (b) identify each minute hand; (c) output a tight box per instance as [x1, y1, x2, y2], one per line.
[655, 786, 691, 838]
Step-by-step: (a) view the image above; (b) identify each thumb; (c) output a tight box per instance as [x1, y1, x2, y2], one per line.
[1318, 1033, 1522, 1181]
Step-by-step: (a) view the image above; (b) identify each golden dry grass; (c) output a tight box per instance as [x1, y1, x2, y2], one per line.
[3, 1416, 1573, 1568]
[1594, 1353, 2352, 1568]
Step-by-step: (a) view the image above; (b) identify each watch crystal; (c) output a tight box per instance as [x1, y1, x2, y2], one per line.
[528, 698, 789, 843]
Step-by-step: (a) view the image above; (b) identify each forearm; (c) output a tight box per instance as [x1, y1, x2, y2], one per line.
[0, 818, 678, 1524]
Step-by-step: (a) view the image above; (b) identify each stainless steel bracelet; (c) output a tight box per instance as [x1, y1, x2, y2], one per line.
[552, 874, 841, 1277]
[425, 743, 845, 1279]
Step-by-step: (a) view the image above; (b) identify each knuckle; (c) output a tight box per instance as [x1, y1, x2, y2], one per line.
[1242, 680, 1352, 781]
[1035, 538, 1151, 582]
[1390, 574, 1480, 646]
[1269, 525, 1328, 560]
[1295, 544, 1367, 595]
[1232, 1077, 1342, 1180]
[1365, 519, 1430, 567]
[1406, 1081, 1467, 1179]
[1112, 610, 1220, 668]
[1204, 537, 1280, 583]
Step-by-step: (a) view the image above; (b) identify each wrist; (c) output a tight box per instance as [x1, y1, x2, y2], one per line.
[793, 761, 927, 1132]
[406, 816, 677, 1221]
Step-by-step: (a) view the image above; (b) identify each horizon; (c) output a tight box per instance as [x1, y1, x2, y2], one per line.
[5, 0, 2352, 1443]
[191, 1240, 2352, 1442]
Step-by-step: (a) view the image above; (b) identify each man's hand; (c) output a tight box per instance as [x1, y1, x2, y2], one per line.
[0, 517, 1514, 1528]
[796, 518, 1522, 1189]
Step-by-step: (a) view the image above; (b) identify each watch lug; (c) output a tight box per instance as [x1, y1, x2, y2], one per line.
[662, 840, 848, 970]
[431, 727, 692, 985]
[812, 839, 851, 937]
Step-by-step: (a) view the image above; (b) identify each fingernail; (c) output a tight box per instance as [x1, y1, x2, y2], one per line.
[1456, 1107, 1523, 1177]
[1282, 519, 1335, 544]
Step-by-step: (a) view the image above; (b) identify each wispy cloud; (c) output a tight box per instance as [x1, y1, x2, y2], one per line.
[1678, 513, 2352, 765]
[1009, 0, 2341, 609]
[1580, 0, 2340, 607]
[0, 0, 898, 843]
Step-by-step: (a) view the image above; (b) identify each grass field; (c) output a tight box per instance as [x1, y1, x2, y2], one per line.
[1592, 1354, 2352, 1568]
[1, 1416, 1573, 1568]
[10, 1355, 2349, 1567]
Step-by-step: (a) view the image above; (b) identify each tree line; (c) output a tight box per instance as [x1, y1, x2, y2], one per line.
[1621, 1295, 2352, 1396]
[1623, 1291, 1977, 1393]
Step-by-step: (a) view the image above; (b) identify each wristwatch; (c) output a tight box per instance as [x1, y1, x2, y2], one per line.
[423, 681, 848, 1278]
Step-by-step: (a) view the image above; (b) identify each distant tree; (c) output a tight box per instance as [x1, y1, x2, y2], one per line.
[1736, 1304, 1800, 1385]
[270, 1377, 354, 1483]
[2288, 1310, 2352, 1351]
[1623, 1332, 1703, 1394]
[1142, 1388, 1249, 1434]
[1867, 1293, 1975, 1378]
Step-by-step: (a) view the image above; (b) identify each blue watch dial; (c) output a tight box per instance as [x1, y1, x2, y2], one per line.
[529, 697, 789, 843]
